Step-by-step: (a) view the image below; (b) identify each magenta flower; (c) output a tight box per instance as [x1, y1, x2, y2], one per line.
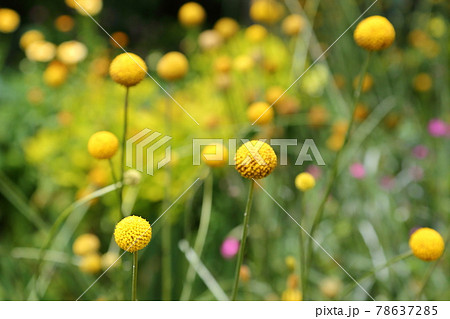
[306, 165, 322, 179]
[220, 237, 239, 259]
[427, 118, 448, 137]
[412, 145, 428, 159]
[349, 162, 366, 179]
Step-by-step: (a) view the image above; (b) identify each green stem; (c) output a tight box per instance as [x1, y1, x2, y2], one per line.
[231, 180, 255, 301]
[180, 171, 214, 300]
[132, 251, 138, 301]
[299, 194, 306, 298]
[109, 159, 122, 219]
[342, 251, 413, 298]
[120, 87, 129, 217]
[304, 52, 371, 290]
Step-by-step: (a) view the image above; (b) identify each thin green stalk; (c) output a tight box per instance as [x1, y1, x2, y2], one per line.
[298, 194, 306, 297]
[231, 180, 255, 301]
[342, 251, 413, 298]
[119, 87, 129, 217]
[304, 52, 371, 290]
[181, 171, 214, 300]
[162, 90, 173, 300]
[132, 251, 138, 301]
[109, 159, 122, 219]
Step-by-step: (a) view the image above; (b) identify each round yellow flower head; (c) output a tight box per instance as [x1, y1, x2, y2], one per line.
[20, 30, 45, 49]
[25, 40, 56, 62]
[109, 52, 147, 87]
[43, 61, 69, 88]
[214, 56, 232, 73]
[245, 24, 268, 43]
[57, 40, 88, 65]
[295, 172, 316, 191]
[265, 86, 285, 105]
[409, 227, 444, 261]
[157, 51, 189, 81]
[250, 0, 284, 25]
[178, 2, 206, 27]
[110, 31, 129, 48]
[214, 17, 239, 39]
[235, 140, 277, 179]
[319, 277, 342, 299]
[282, 14, 304, 36]
[0, 8, 20, 33]
[73, 233, 101, 256]
[308, 105, 329, 127]
[55, 15, 75, 32]
[354, 15, 395, 51]
[239, 265, 251, 283]
[353, 73, 373, 93]
[202, 144, 229, 168]
[69, 0, 103, 16]
[285, 256, 296, 272]
[233, 55, 254, 72]
[247, 101, 274, 125]
[198, 30, 224, 51]
[88, 131, 119, 159]
[281, 288, 302, 301]
[114, 215, 152, 253]
[79, 253, 102, 274]
[413, 73, 432, 92]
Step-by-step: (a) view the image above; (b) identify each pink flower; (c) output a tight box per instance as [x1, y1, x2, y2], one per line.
[306, 165, 322, 179]
[220, 237, 239, 259]
[380, 176, 395, 190]
[427, 118, 448, 137]
[349, 162, 366, 179]
[412, 145, 428, 159]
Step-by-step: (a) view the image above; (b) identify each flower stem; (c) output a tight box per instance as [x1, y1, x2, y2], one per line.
[132, 251, 138, 301]
[299, 194, 306, 297]
[119, 87, 129, 217]
[341, 251, 412, 298]
[231, 179, 255, 301]
[180, 171, 214, 300]
[108, 159, 122, 220]
[304, 52, 372, 292]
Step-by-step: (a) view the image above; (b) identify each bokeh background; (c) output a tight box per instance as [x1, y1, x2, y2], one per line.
[0, 0, 448, 301]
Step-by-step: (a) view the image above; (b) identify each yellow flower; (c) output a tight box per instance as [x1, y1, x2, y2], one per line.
[265, 86, 285, 106]
[295, 172, 315, 191]
[114, 215, 152, 252]
[109, 52, 147, 87]
[281, 288, 302, 301]
[57, 41, 88, 65]
[79, 253, 102, 274]
[88, 166, 110, 187]
[239, 265, 251, 282]
[202, 144, 229, 168]
[43, 61, 69, 88]
[55, 15, 75, 32]
[69, 0, 103, 16]
[73, 233, 101, 256]
[409, 227, 444, 261]
[87, 131, 119, 159]
[250, 0, 284, 25]
[25, 40, 56, 62]
[308, 105, 329, 127]
[157, 51, 189, 81]
[20, 30, 44, 49]
[101, 252, 121, 270]
[354, 15, 395, 51]
[233, 55, 254, 72]
[235, 140, 277, 179]
[353, 103, 369, 122]
[353, 73, 373, 92]
[198, 30, 224, 51]
[0, 8, 20, 33]
[178, 2, 206, 27]
[245, 24, 268, 43]
[214, 56, 232, 73]
[214, 17, 239, 39]
[247, 101, 274, 125]
[285, 256, 296, 272]
[282, 14, 304, 36]
[413, 73, 432, 92]
[319, 277, 342, 299]
[110, 31, 129, 48]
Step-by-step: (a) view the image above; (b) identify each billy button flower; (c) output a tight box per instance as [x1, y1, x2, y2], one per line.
[245, 24, 268, 43]
[72, 233, 101, 256]
[156, 51, 189, 81]
[114, 215, 152, 300]
[87, 131, 119, 160]
[109, 52, 147, 87]
[247, 102, 274, 125]
[409, 227, 445, 261]
[354, 15, 395, 51]
[232, 141, 276, 300]
[295, 172, 316, 191]
[202, 144, 229, 168]
[178, 2, 206, 28]
[0, 8, 20, 33]
[214, 17, 239, 40]
[282, 14, 304, 37]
